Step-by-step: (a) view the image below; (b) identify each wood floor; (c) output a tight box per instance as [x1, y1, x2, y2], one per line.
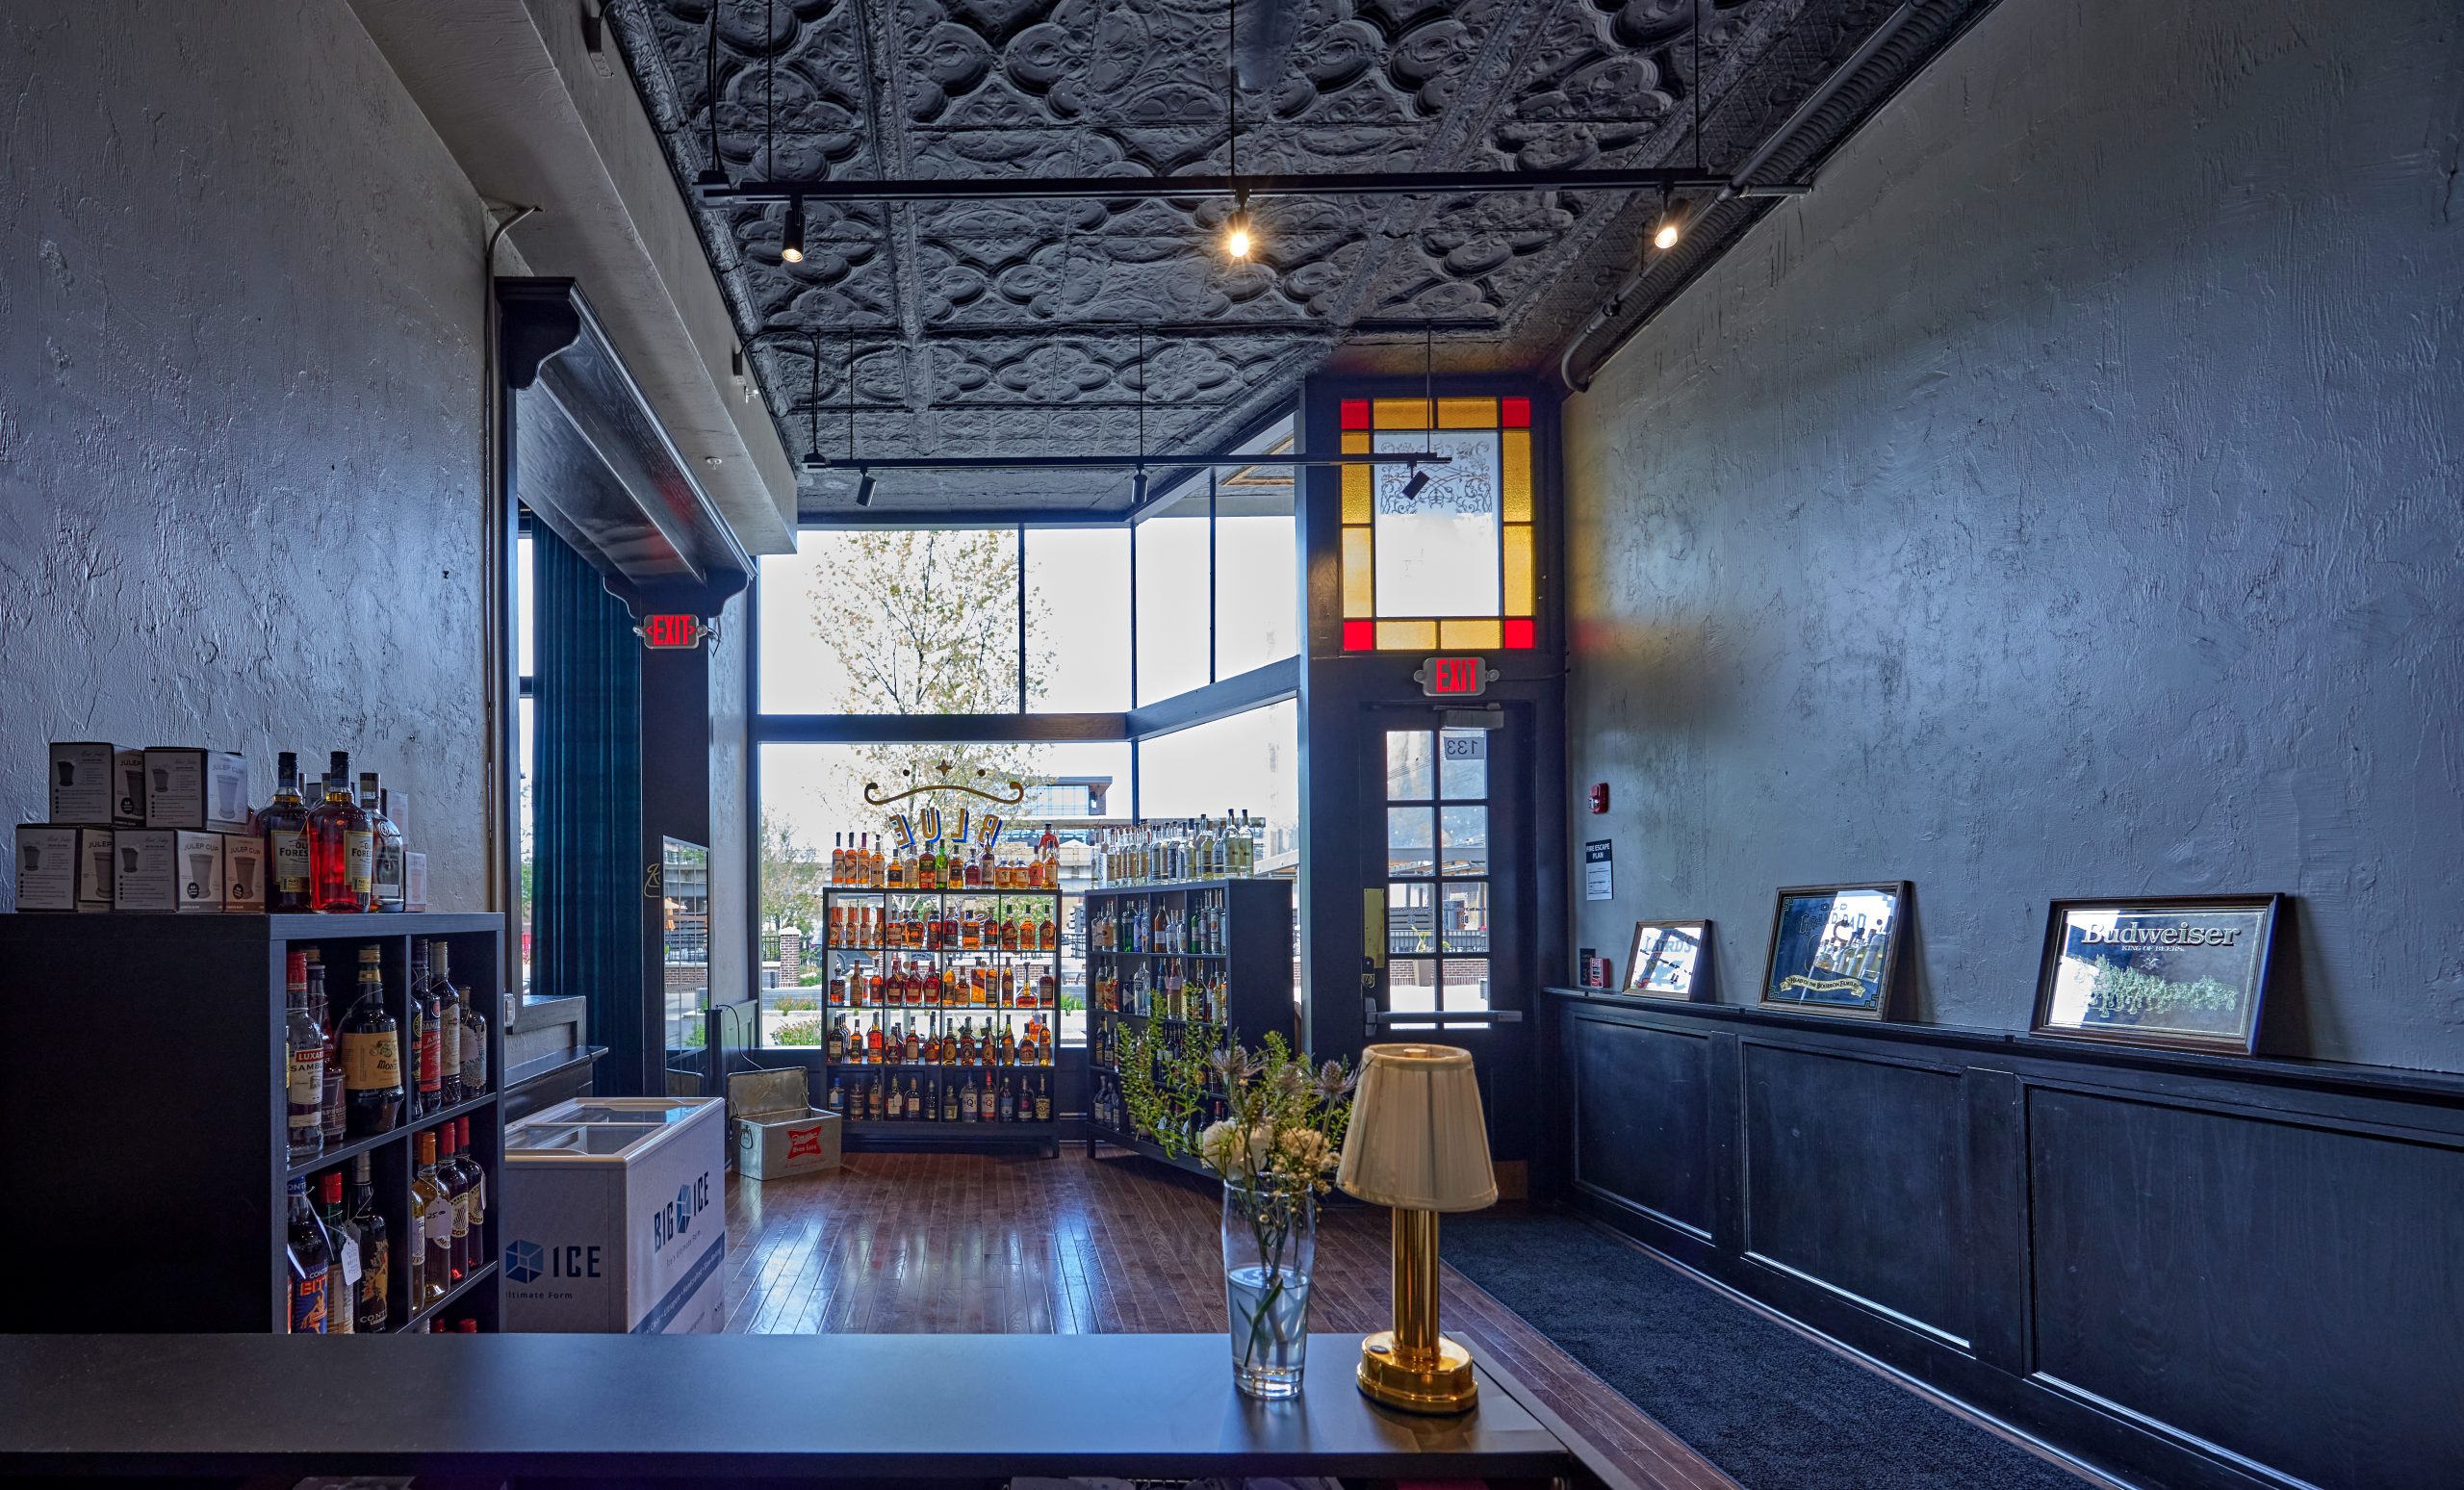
[722, 1145, 1737, 1490]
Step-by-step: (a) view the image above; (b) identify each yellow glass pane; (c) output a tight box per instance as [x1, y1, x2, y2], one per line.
[1343, 464, 1371, 525]
[1436, 398, 1497, 429]
[1343, 528, 1374, 619]
[1342, 431, 1369, 454]
[1377, 619, 1438, 651]
[1373, 398, 1429, 430]
[1440, 619, 1503, 650]
[1502, 430, 1532, 523]
[1503, 525, 1534, 616]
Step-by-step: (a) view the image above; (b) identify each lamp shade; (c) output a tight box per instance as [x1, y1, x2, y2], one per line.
[1337, 1043, 1497, 1212]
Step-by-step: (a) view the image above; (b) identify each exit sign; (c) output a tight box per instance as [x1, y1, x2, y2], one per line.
[1416, 655, 1491, 698]
[637, 614, 706, 650]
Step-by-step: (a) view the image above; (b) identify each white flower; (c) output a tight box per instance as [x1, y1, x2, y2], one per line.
[1272, 1126, 1331, 1179]
[1198, 1119, 1250, 1179]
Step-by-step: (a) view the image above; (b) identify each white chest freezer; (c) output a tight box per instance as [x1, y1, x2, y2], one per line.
[501, 1096, 728, 1334]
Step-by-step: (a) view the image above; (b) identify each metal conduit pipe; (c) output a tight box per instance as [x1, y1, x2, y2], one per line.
[1559, 1, 1968, 393]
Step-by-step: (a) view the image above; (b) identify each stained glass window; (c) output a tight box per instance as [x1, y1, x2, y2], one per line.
[1337, 396, 1535, 650]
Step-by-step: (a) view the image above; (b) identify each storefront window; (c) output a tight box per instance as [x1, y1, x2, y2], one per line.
[1338, 396, 1536, 651]
[1025, 527, 1130, 711]
[1134, 492, 1211, 705]
[760, 527, 1024, 714]
[515, 531, 535, 995]
[1137, 700, 1300, 874]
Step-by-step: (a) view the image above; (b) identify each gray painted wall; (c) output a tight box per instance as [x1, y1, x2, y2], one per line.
[0, 3, 492, 907]
[1564, 0, 2464, 1068]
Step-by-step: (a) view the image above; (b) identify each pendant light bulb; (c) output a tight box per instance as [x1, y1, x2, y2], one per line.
[1226, 214, 1252, 260]
[855, 467, 876, 507]
[782, 196, 807, 265]
[1652, 196, 1686, 252]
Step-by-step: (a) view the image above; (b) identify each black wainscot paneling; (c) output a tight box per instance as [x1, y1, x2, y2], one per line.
[2026, 1086, 2464, 1488]
[1570, 1012, 1714, 1239]
[1740, 1041, 1971, 1347]
[1543, 989, 2464, 1490]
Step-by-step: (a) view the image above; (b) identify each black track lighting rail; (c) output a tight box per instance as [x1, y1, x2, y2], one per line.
[703, 167, 1808, 207]
[803, 452, 1448, 472]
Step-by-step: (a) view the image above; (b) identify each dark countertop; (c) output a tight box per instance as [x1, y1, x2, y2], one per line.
[0, 1331, 1605, 1483]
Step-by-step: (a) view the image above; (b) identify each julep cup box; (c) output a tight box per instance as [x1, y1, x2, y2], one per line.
[502, 1097, 727, 1334]
[14, 826, 79, 912]
[76, 828, 115, 911]
[222, 834, 266, 912]
[112, 828, 178, 911]
[114, 749, 146, 826]
[142, 748, 251, 835]
[729, 1068, 840, 1180]
[46, 743, 117, 826]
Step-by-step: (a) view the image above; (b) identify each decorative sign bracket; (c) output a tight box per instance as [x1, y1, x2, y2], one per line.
[861, 763, 1028, 809]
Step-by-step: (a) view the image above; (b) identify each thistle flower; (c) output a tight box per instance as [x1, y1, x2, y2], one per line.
[1313, 1060, 1355, 1103]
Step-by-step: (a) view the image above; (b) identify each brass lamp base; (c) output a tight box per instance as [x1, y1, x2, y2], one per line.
[1356, 1329, 1479, 1414]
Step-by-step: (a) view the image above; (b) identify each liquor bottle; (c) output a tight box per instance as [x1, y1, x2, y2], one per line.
[1038, 823, 1058, 887]
[410, 944, 443, 1118]
[998, 1075, 1015, 1123]
[261, 753, 315, 912]
[960, 1072, 979, 1121]
[306, 752, 373, 912]
[452, 1118, 485, 1290]
[1036, 1073, 1053, 1122]
[349, 1152, 390, 1333]
[984, 1070, 999, 1121]
[310, 960, 346, 1148]
[999, 1024, 1016, 1066]
[438, 1122, 473, 1283]
[320, 1170, 356, 1334]
[942, 1075, 959, 1121]
[341, 946, 402, 1137]
[826, 1016, 846, 1062]
[866, 1019, 885, 1063]
[286, 1175, 330, 1334]
[285, 951, 325, 1166]
[413, 1128, 450, 1306]
[431, 941, 463, 1108]
[360, 772, 406, 912]
[1039, 909, 1057, 951]
[827, 1073, 846, 1113]
[453, 944, 488, 1097]
[903, 1024, 921, 1063]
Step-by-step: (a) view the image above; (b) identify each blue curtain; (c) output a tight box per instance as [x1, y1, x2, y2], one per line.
[531, 525, 644, 1092]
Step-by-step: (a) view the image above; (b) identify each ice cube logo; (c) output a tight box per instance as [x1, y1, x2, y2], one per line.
[505, 1240, 543, 1283]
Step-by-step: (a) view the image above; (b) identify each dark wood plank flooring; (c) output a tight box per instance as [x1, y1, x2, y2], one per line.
[722, 1146, 1736, 1490]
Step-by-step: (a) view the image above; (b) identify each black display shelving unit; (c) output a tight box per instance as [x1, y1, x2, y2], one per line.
[0, 911, 506, 1334]
[816, 885, 1064, 1157]
[1084, 877, 1296, 1177]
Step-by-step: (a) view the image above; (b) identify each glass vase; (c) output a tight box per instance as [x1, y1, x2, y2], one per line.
[1222, 1176, 1316, 1399]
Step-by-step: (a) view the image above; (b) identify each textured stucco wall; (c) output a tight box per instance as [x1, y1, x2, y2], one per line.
[1565, 0, 2464, 1068]
[0, 3, 491, 907]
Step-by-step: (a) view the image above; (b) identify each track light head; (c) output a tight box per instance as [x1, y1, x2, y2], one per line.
[1132, 466, 1149, 505]
[855, 467, 876, 507]
[1399, 465, 1432, 501]
[1653, 196, 1687, 252]
[782, 195, 807, 265]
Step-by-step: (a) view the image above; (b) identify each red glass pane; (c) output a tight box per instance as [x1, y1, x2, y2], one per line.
[1343, 620, 1376, 651]
[1502, 397, 1531, 429]
[1502, 618, 1536, 650]
[1340, 399, 1372, 431]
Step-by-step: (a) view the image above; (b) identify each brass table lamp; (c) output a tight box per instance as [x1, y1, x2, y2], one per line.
[1336, 1042, 1498, 1414]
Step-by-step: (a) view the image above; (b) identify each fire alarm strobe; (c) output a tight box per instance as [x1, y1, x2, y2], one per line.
[1414, 656, 1496, 698]
[636, 614, 713, 650]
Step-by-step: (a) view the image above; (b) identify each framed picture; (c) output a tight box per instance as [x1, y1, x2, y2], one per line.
[1759, 883, 1909, 1019]
[2032, 895, 2281, 1053]
[1623, 920, 1713, 1001]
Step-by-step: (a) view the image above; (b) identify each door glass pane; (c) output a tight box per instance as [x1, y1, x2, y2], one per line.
[1441, 880, 1490, 952]
[1439, 807, 1488, 876]
[1438, 728, 1488, 799]
[1388, 881, 1436, 954]
[1385, 731, 1434, 800]
[1386, 809, 1435, 878]
[1390, 959, 1439, 1023]
[1442, 958, 1491, 1011]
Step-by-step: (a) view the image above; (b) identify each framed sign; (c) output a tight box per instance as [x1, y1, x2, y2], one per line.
[1759, 883, 1909, 1019]
[1623, 920, 1712, 1002]
[2032, 894, 2281, 1053]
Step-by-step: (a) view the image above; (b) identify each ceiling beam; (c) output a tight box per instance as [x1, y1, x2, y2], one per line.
[702, 167, 1804, 206]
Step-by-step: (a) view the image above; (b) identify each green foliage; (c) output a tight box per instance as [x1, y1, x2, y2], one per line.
[1120, 1024, 1353, 1192]
[771, 1021, 822, 1046]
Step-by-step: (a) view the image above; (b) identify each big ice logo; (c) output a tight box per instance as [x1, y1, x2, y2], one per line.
[505, 1240, 543, 1282]
[505, 1238, 603, 1282]
[652, 1170, 714, 1252]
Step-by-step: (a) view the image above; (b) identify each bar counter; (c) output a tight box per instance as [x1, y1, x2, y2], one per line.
[0, 1331, 1638, 1486]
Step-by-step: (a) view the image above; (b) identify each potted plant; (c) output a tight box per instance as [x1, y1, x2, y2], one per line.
[1120, 1021, 1354, 1399]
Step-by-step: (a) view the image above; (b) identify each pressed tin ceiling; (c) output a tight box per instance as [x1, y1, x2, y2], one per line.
[605, 0, 1989, 516]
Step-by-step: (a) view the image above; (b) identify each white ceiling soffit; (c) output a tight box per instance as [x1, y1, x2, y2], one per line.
[347, 0, 796, 554]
